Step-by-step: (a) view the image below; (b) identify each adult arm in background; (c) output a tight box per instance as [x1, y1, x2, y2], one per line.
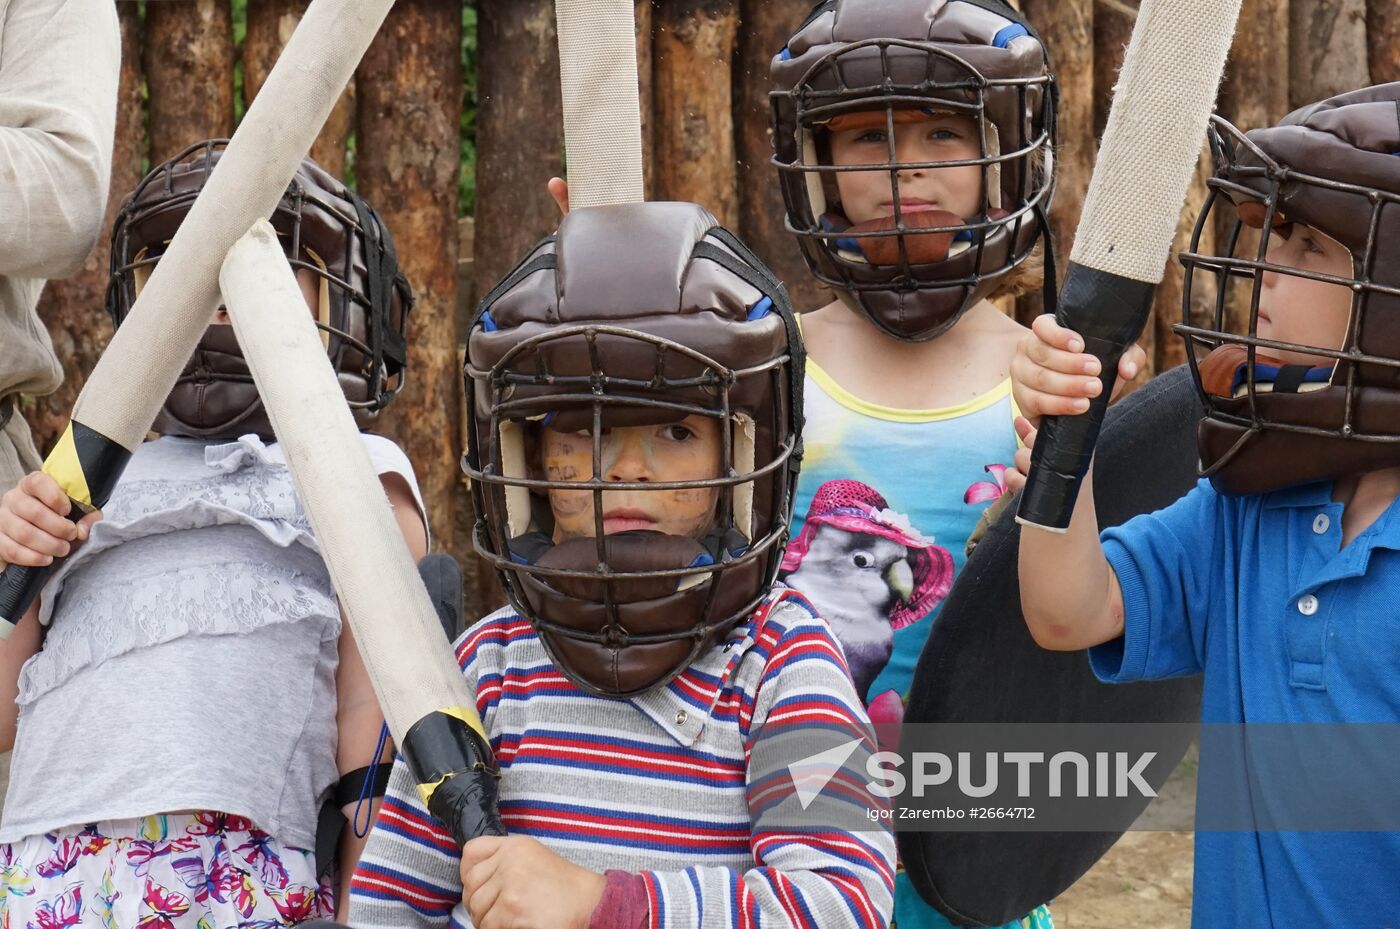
[0, 0, 120, 279]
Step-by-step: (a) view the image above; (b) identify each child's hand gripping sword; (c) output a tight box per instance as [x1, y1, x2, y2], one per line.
[0, 0, 398, 634]
[222, 222, 503, 843]
[1017, 0, 1242, 531]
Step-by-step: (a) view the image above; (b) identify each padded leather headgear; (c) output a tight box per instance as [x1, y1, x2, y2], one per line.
[1176, 84, 1400, 495]
[463, 202, 803, 697]
[107, 140, 414, 439]
[769, 0, 1055, 340]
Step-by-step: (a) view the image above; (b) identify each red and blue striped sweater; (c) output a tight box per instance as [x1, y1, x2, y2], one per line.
[349, 589, 896, 929]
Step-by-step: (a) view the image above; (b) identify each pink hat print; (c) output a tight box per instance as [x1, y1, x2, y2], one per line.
[782, 479, 955, 629]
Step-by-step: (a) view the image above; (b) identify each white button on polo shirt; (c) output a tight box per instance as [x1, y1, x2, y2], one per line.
[1313, 514, 1330, 534]
[1298, 595, 1319, 616]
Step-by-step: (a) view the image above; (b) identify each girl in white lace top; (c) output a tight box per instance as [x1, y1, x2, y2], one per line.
[0, 145, 426, 929]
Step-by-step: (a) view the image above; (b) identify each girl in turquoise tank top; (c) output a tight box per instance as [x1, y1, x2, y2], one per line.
[768, 2, 1058, 927]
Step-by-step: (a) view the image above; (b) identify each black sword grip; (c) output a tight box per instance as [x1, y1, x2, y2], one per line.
[1017, 263, 1156, 531]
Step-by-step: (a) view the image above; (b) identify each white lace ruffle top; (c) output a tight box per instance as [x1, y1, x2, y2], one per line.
[0, 434, 426, 847]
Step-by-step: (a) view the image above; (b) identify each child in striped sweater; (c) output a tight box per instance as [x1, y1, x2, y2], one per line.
[349, 202, 895, 929]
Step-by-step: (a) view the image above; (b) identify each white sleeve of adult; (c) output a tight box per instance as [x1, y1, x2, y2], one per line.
[0, 0, 120, 279]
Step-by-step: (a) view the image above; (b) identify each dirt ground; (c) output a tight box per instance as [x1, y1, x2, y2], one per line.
[1050, 744, 1197, 928]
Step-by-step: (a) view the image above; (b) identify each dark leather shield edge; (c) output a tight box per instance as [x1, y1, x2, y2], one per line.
[899, 364, 1206, 927]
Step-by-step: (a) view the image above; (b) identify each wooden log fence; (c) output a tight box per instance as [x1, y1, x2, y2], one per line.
[28, 0, 1400, 619]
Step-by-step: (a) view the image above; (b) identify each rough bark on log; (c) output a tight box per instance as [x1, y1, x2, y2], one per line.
[1289, 0, 1368, 109]
[1367, 0, 1400, 83]
[243, 0, 354, 178]
[31, 5, 145, 453]
[1092, 0, 1136, 140]
[636, 0, 656, 198]
[653, 0, 740, 227]
[736, 0, 830, 312]
[473, 0, 562, 294]
[1016, 0, 1093, 327]
[145, 0, 234, 164]
[356, 1, 465, 569]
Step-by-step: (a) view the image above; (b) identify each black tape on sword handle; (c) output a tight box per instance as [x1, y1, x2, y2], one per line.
[404, 710, 507, 846]
[0, 561, 56, 636]
[1017, 262, 1156, 531]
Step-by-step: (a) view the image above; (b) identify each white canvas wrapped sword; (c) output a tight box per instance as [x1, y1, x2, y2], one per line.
[1017, 0, 1243, 531]
[211, 0, 648, 838]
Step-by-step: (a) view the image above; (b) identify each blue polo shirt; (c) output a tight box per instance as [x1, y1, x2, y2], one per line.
[1090, 478, 1400, 928]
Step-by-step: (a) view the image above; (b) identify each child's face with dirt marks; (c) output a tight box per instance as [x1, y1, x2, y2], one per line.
[541, 415, 724, 542]
[827, 110, 984, 224]
[1256, 222, 1355, 365]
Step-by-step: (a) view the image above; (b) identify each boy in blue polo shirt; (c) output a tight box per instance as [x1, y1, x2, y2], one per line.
[1006, 84, 1400, 927]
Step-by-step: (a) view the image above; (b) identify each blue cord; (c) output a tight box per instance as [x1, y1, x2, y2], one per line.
[353, 722, 392, 838]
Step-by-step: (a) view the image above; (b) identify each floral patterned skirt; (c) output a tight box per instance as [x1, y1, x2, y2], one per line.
[0, 813, 332, 929]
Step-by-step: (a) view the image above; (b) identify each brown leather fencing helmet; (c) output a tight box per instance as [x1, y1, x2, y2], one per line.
[770, 0, 1055, 341]
[463, 202, 803, 698]
[106, 140, 413, 439]
[1177, 84, 1400, 495]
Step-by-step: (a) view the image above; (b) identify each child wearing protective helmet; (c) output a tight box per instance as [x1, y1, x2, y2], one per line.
[349, 201, 896, 929]
[767, 2, 1056, 927]
[0, 141, 425, 927]
[1010, 84, 1400, 927]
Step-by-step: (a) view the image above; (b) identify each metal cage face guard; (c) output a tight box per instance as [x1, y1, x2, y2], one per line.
[106, 140, 413, 439]
[770, 0, 1054, 341]
[462, 202, 803, 698]
[1177, 104, 1400, 495]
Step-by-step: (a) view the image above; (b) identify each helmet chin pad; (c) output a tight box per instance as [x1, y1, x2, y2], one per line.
[535, 532, 710, 602]
[850, 209, 961, 265]
[526, 532, 721, 696]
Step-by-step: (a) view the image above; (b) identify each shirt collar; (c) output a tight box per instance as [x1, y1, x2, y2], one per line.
[1259, 480, 1400, 550]
[1261, 481, 1336, 510]
[628, 596, 783, 746]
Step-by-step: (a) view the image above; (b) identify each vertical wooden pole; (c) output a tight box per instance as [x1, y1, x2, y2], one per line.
[32, 5, 146, 453]
[145, 0, 235, 164]
[1289, 0, 1368, 109]
[735, 0, 830, 312]
[1367, 0, 1400, 84]
[636, 0, 656, 199]
[1017, 0, 1093, 326]
[243, 0, 355, 178]
[653, 0, 740, 227]
[357, 0, 464, 564]
[1092, 0, 1136, 141]
[473, 0, 563, 293]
